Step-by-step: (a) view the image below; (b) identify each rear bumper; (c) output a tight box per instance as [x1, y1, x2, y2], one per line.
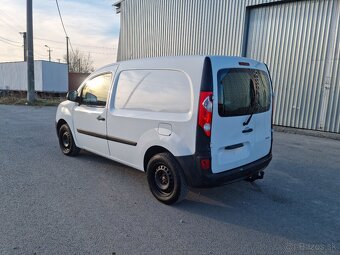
[176, 153, 272, 188]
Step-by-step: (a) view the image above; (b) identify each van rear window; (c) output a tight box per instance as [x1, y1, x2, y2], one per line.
[217, 68, 271, 117]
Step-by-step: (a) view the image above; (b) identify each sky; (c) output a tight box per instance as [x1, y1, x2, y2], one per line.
[0, 0, 120, 69]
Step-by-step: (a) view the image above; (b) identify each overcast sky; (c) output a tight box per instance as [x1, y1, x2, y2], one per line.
[0, 0, 120, 69]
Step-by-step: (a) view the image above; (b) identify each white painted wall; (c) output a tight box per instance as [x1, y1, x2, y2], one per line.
[0, 61, 68, 92]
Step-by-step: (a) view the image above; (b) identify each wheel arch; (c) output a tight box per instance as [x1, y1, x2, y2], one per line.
[143, 146, 172, 172]
[56, 119, 68, 135]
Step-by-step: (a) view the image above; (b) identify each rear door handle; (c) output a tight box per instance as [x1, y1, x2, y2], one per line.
[97, 115, 105, 121]
[225, 143, 244, 150]
[242, 128, 253, 133]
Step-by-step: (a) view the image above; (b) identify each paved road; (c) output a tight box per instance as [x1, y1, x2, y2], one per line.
[0, 105, 339, 255]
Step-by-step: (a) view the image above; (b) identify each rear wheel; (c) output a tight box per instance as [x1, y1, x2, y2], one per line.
[147, 152, 188, 205]
[58, 124, 80, 156]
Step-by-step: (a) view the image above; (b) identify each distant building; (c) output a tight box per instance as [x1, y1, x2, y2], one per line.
[0, 60, 68, 93]
[114, 0, 340, 133]
[68, 72, 90, 91]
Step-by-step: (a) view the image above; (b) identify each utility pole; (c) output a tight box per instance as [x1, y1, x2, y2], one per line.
[66, 36, 69, 72]
[45, 45, 52, 61]
[19, 32, 27, 61]
[26, 0, 35, 102]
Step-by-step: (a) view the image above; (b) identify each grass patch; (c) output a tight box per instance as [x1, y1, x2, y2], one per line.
[0, 91, 66, 106]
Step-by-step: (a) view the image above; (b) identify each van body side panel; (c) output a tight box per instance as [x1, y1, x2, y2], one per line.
[106, 58, 205, 171]
[105, 112, 194, 170]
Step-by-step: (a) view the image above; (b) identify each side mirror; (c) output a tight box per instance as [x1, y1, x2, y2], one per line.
[66, 90, 80, 102]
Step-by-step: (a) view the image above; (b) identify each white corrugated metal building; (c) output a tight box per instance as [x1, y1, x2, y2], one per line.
[114, 0, 340, 133]
[0, 61, 68, 93]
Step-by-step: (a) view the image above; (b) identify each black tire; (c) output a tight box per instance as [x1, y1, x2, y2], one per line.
[146, 152, 188, 205]
[58, 124, 80, 156]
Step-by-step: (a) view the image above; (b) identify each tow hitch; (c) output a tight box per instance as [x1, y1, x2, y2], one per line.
[245, 170, 264, 182]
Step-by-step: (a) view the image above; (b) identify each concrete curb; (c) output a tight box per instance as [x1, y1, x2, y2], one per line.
[274, 126, 340, 141]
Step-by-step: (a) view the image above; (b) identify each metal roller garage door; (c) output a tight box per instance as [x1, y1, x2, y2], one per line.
[245, 0, 340, 132]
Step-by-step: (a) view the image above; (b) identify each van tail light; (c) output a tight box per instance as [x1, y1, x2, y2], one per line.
[198, 91, 213, 137]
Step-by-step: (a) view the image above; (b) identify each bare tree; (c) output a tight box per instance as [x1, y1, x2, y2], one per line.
[64, 49, 95, 73]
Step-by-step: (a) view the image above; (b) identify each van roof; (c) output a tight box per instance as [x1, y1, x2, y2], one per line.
[96, 55, 265, 72]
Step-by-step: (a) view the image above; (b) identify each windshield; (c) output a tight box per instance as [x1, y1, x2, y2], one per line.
[217, 68, 271, 117]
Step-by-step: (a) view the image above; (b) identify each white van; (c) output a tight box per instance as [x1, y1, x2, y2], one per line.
[56, 56, 273, 204]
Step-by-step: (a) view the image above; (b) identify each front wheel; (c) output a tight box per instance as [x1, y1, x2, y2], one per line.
[147, 152, 188, 205]
[58, 124, 80, 156]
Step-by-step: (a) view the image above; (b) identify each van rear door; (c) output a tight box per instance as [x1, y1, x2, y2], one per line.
[210, 63, 272, 174]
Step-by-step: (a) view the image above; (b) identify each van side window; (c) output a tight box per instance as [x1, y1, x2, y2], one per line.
[114, 70, 191, 113]
[218, 69, 271, 117]
[81, 73, 112, 107]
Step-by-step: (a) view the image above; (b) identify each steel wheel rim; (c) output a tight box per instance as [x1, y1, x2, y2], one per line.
[154, 165, 174, 195]
[62, 132, 70, 148]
